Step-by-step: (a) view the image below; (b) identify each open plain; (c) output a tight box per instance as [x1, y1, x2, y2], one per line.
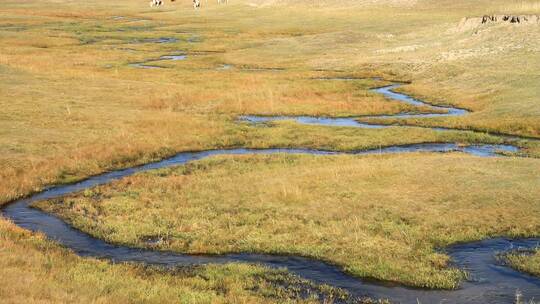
[1, 0, 539, 303]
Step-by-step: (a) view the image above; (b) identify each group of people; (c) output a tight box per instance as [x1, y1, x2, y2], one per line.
[149, 0, 227, 9]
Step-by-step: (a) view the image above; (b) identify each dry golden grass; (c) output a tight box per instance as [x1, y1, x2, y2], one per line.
[2, 0, 539, 205]
[1, 218, 355, 304]
[1, 0, 539, 301]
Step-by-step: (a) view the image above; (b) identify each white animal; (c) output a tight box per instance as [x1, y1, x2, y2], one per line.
[193, 0, 201, 9]
[217, 0, 228, 4]
[149, 0, 163, 7]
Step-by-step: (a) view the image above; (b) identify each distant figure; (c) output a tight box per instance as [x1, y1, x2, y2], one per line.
[149, 0, 163, 7]
[193, 0, 201, 8]
[217, 0, 228, 4]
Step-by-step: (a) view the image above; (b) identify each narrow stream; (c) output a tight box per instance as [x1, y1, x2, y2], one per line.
[240, 83, 469, 128]
[129, 53, 187, 69]
[2, 79, 539, 303]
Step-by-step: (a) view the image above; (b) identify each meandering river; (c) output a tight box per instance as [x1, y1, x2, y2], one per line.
[3, 80, 538, 303]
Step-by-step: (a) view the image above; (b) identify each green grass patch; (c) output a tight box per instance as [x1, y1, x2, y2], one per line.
[35, 153, 540, 289]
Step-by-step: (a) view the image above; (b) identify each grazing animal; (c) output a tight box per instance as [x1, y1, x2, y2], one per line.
[193, 0, 201, 8]
[149, 0, 163, 7]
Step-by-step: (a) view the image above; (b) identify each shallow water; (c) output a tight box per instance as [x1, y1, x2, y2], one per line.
[129, 53, 186, 69]
[140, 37, 178, 44]
[371, 85, 468, 117]
[126, 37, 179, 45]
[2, 145, 538, 304]
[240, 82, 471, 129]
[159, 54, 186, 60]
[218, 64, 233, 70]
[2, 77, 538, 303]
[128, 63, 165, 69]
[239, 115, 385, 128]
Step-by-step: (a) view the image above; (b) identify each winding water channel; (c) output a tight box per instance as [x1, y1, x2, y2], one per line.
[240, 83, 468, 129]
[2, 80, 539, 303]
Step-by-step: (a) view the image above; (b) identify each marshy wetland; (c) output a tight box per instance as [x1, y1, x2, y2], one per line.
[1, 0, 539, 303]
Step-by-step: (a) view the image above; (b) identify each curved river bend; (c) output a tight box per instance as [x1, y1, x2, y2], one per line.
[240, 83, 469, 129]
[2, 81, 539, 304]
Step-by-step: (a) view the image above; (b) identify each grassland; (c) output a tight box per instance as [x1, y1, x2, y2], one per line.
[0, 218, 359, 304]
[506, 249, 540, 277]
[1, 0, 540, 301]
[35, 153, 540, 289]
[2, 0, 540, 204]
